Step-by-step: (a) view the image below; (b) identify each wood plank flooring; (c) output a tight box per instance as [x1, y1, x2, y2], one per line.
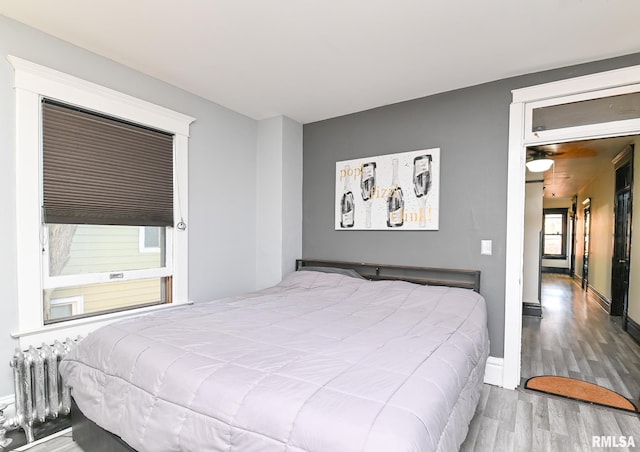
[460, 381, 640, 451]
[522, 274, 640, 402]
[12, 430, 79, 452]
[14, 273, 640, 452]
[462, 273, 640, 451]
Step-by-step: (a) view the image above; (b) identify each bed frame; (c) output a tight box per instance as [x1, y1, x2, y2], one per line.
[71, 399, 136, 452]
[69, 259, 481, 452]
[296, 259, 481, 292]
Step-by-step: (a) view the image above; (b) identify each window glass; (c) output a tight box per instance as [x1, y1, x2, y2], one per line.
[532, 92, 640, 132]
[45, 278, 170, 323]
[50, 303, 73, 319]
[544, 235, 563, 255]
[48, 224, 165, 277]
[543, 210, 567, 257]
[144, 227, 161, 249]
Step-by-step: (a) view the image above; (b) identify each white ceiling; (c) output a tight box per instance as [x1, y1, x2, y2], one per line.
[1, 1, 639, 124]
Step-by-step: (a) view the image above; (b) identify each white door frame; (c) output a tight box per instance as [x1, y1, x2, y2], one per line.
[503, 64, 640, 389]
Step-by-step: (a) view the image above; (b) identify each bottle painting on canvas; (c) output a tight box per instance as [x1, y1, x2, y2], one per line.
[335, 148, 440, 230]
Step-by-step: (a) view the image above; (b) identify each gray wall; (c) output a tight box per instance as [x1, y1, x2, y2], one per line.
[303, 52, 640, 358]
[255, 116, 303, 289]
[281, 116, 303, 278]
[0, 16, 258, 396]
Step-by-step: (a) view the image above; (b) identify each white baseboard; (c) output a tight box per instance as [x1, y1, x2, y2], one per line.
[483, 356, 504, 387]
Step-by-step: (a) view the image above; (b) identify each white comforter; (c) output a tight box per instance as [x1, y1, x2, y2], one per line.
[60, 271, 489, 452]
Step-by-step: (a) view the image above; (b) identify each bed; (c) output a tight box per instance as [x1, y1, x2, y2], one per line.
[59, 259, 489, 452]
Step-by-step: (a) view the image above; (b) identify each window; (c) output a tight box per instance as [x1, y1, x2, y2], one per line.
[41, 100, 175, 323]
[543, 208, 568, 258]
[140, 227, 162, 253]
[44, 224, 171, 323]
[50, 296, 84, 319]
[524, 81, 640, 145]
[532, 91, 640, 133]
[10, 56, 194, 346]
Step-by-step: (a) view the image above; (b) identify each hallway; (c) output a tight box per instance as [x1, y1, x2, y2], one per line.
[521, 273, 640, 404]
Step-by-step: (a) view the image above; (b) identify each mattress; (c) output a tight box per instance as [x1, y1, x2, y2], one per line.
[59, 270, 490, 452]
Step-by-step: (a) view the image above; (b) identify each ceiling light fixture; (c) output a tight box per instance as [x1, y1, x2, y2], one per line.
[526, 152, 554, 172]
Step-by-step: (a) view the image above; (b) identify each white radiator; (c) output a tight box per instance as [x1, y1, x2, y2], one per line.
[4, 338, 79, 444]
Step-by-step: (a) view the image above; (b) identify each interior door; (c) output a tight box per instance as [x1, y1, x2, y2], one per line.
[570, 197, 577, 276]
[611, 159, 633, 319]
[582, 206, 590, 290]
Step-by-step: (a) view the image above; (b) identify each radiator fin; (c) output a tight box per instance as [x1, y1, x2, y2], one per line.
[8, 338, 79, 443]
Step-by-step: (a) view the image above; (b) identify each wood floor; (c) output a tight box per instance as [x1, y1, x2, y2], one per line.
[14, 273, 640, 452]
[521, 274, 640, 401]
[12, 429, 78, 452]
[462, 273, 640, 452]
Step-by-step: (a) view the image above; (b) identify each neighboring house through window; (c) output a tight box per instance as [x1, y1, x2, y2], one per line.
[50, 296, 84, 319]
[140, 227, 163, 253]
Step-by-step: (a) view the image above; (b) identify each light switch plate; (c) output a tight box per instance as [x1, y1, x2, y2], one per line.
[481, 240, 492, 256]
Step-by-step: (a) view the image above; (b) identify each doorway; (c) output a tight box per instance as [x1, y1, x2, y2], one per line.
[569, 196, 577, 277]
[503, 64, 640, 390]
[582, 202, 590, 290]
[524, 137, 633, 307]
[611, 147, 634, 323]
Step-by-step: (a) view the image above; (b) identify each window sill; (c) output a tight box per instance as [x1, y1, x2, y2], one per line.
[12, 300, 193, 349]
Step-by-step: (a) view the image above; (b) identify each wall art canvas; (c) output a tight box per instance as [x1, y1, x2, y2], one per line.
[335, 148, 440, 230]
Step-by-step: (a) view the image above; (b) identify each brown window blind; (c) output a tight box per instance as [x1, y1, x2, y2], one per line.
[42, 99, 174, 227]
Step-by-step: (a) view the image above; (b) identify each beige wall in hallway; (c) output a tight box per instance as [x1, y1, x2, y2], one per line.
[576, 158, 616, 300]
[572, 137, 640, 325]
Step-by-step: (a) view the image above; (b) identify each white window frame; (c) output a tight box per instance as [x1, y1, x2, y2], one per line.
[139, 226, 162, 253]
[50, 296, 85, 317]
[10, 56, 195, 348]
[43, 225, 172, 290]
[524, 83, 640, 145]
[541, 209, 568, 259]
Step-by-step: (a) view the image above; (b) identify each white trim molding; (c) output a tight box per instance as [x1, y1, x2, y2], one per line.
[504, 63, 640, 390]
[9, 56, 195, 348]
[503, 101, 527, 390]
[512, 64, 640, 103]
[8, 56, 194, 136]
[483, 356, 504, 387]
